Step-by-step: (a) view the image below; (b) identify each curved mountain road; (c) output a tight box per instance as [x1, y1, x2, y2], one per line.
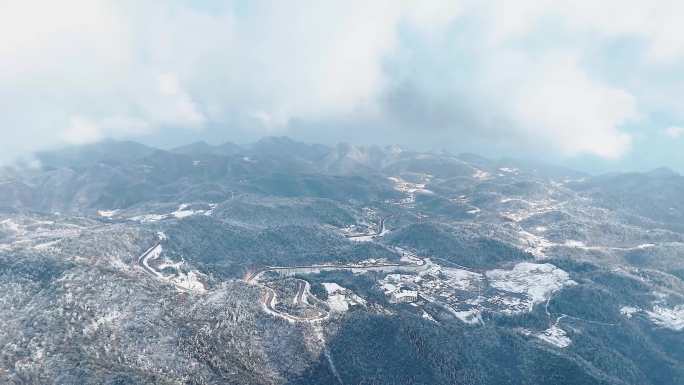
[248, 257, 427, 322]
[261, 280, 329, 323]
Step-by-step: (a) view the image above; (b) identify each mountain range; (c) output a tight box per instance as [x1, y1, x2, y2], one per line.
[1, 137, 683, 384]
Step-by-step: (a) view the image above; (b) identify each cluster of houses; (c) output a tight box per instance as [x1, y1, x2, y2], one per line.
[380, 273, 420, 303]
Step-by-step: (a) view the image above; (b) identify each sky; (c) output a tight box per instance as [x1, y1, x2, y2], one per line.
[1, 0, 683, 173]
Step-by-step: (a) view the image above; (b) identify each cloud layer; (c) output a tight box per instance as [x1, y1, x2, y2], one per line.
[1, 0, 683, 168]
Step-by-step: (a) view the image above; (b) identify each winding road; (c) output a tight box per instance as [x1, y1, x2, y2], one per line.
[247, 236, 428, 323]
[138, 242, 162, 277]
[345, 216, 388, 241]
[136, 237, 208, 293]
[260, 279, 329, 323]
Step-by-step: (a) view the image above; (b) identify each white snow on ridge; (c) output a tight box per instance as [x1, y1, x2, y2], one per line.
[646, 305, 684, 331]
[0, 219, 22, 235]
[636, 243, 656, 249]
[130, 203, 216, 222]
[204, 203, 217, 216]
[499, 167, 519, 174]
[472, 169, 491, 180]
[97, 210, 118, 218]
[348, 235, 374, 243]
[130, 214, 167, 223]
[171, 204, 197, 218]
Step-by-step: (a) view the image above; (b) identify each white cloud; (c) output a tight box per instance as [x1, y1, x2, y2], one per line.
[1, 0, 462, 162]
[62, 116, 103, 145]
[665, 126, 684, 139]
[154, 72, 206, 127]
[484, 0, 684, 62]
[99, 116, 151, 136]
[506, 54, 637, 158]
[0, 0, 682, 165]
[60, 114, 156, 146]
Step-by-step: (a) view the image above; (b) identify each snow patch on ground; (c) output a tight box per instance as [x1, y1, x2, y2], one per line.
[322, 282, 366, 312]
[618, 302, 684, 331]
[171, 270, 208, 293]
[171, 204, 197, 218]
[422, 310, 437, 323]
[377, 261, 575, 322]
[564, 240, 587, 248]
[536, 325, 571, 348]
[110, 257, 129, 271]
[322, 283, 346, 294]
[33, 239, 62, 251]
[348, 235, 374, 242]
[453, 309, 483, 325]
[441, 267, 483, 291]
[327, 295, 351, 312]
[486, 263, 576, 311]
[518, 230, 554, 259]
[499, 198, 559, 223]
[472, 169, 491, 180]
[388, 176, 434, 206]
[140, 243, 206, 293]
[620, 306, 640, 319]
[83, 311, 121, 336]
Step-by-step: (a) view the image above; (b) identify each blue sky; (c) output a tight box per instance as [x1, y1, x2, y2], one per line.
[1, 0, 683, 173]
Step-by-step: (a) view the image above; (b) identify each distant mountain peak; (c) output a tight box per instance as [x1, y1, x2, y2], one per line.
[647, 167, 680, 177]
[171, 140, 242, 156]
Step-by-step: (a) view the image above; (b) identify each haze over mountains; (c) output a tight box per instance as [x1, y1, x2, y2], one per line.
[1, 137, 683, 384]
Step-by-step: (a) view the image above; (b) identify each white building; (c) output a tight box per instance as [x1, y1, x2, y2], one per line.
[391, 289, 418, 303]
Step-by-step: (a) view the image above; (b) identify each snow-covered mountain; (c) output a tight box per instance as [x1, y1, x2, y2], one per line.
[1, 138, 683, 385]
